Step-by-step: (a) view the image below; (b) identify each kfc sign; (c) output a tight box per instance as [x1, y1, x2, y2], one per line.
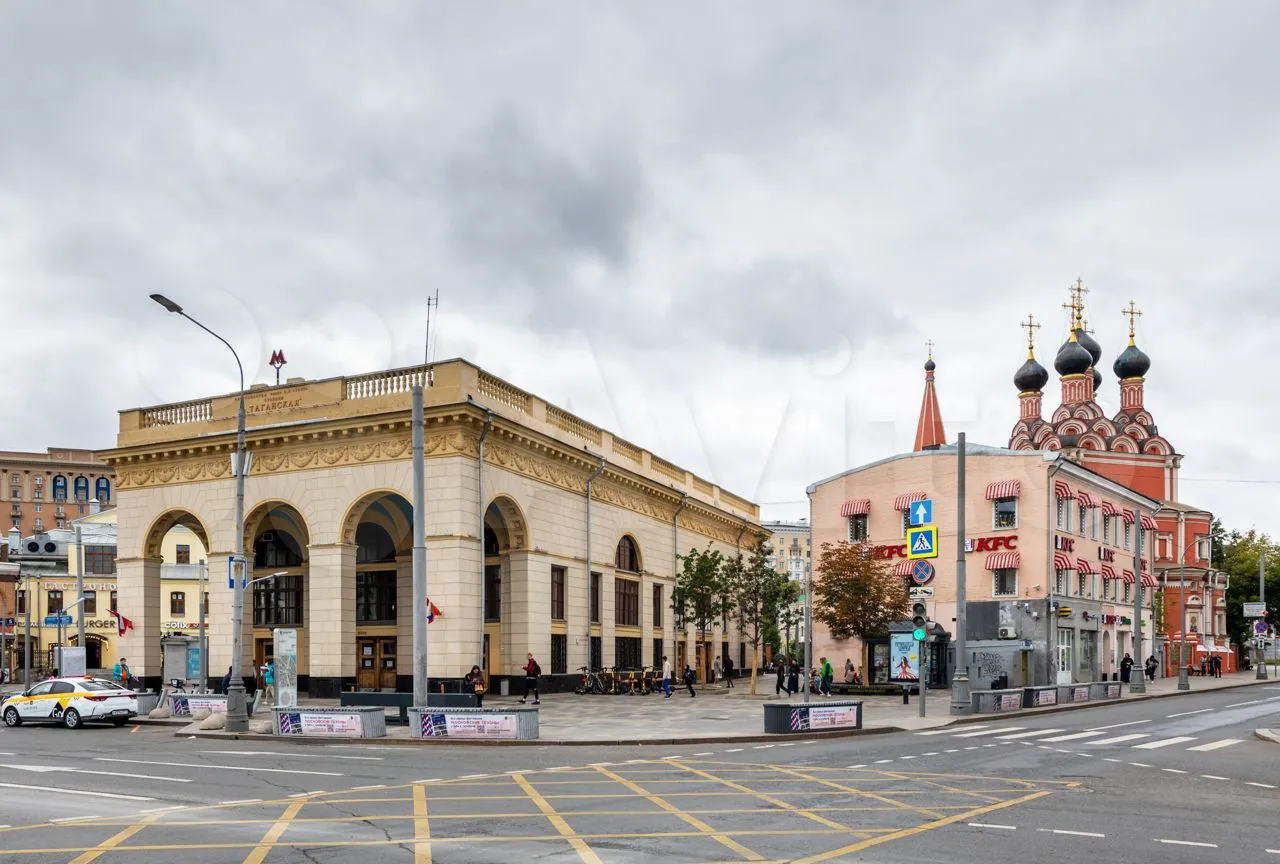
[1054, 535, 1075, 552]
[1098, 547, 1116, 562]
[964, 535, 1018, 553]
[872, 544, 908, 559]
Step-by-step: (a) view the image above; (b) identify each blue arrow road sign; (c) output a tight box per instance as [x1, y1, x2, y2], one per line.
[909, 499, 933, 526]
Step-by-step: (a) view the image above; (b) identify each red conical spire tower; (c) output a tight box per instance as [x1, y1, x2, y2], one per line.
[913, 342, 946, 451]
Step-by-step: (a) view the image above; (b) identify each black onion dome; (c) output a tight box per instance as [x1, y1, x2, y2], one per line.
[1075, 327, 1102, 365]
[1054, 337, 1093, 376]
[1092, 366, 1103, 391]
[1113, 342, 1151, 379]
[1014, 356, 1049, 392]
[924, 358, 936, 372]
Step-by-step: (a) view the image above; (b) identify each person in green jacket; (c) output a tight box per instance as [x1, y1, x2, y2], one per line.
[819, 656, 834, 696]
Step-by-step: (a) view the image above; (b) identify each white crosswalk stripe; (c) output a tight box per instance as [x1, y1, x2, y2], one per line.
[953, 727, 1025, 738]
[1081, 733, 1150, 746]
[994, 729, 1065, 739]
[916, 726, 987, 736]
[1038, 731, 1107, 743]
[1185, 739, 1242, 752]
[1133, 736, 1197, 750]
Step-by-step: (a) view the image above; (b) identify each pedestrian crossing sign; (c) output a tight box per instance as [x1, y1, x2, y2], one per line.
[906, 525, 938, 560]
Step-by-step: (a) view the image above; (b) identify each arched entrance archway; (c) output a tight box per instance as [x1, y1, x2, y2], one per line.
[67, 633, 106, 669]
[245, 502, 311, 693]
[345, 493, 412, 691]
[483, 496, 529, 679]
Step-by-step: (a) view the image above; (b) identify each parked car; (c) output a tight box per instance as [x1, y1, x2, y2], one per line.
[1, 677, 138, 729]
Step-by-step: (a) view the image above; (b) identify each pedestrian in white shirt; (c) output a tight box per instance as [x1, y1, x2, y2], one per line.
[661, 656, 673, 698]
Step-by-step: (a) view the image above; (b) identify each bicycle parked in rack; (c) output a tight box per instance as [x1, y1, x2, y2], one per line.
[574, 666, 608, 695]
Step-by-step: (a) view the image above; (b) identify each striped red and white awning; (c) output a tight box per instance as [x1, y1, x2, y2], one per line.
[892, 560, 914, 576]
[893, 491, 927, 511]
[985, 479, 1021, 501]
[1100, 501, 1119, 517]
[1075, 558, 1096, 575]
[985, 551, 1020, 570]
[1141, 573, 1158, 588]
[839, 499, 871, 517]
[1121, 509, 1137, 525]
[1100, 563, 1117, 580]
[1121, 569, 1136, 584]
[1053, 551, 1074, 570]
[1140, 513, 1157, 531]
[1076, 490, 1100, 508]
[1054, 480, 1075, 500]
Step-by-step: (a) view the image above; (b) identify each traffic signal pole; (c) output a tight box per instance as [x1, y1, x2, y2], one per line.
[950, 433, 970, 714]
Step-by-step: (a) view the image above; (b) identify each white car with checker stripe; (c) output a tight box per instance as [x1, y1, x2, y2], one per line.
[1, 676, 138, 729]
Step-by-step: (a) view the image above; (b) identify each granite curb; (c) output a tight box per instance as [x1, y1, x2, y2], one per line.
[1254, 728, 1280, 745]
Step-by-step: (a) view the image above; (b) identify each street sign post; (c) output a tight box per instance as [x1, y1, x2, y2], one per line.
[1255, 619, 1270, 637]
[1244, 602, 1267, 618]
[908, 586, 935, 599]
[906, 526, 938, 560]
[910, 500, 933, 527]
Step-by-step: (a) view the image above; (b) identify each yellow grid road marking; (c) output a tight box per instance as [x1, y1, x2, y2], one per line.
[791, 789, 1057, 864]
[513, 772, 603, 864]
[67, 812, 164, 864]
[593, 765, 765, 861]
[668, 762, 867, 836]
[766, 764, 949, 820]
[413, 783, 431, 863]
[241, 799, 305, 864]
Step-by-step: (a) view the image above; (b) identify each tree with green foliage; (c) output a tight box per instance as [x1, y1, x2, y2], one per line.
[729, 534, 793, 694]
[671, 545, 735, 687]
[1218, 526, 1280, 648]
[813, 541, 910, 640]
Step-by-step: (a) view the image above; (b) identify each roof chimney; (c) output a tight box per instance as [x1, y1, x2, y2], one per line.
[89, 498, 101, 515]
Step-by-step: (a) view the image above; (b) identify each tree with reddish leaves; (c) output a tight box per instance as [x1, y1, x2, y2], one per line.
[813, 541, 910, 640]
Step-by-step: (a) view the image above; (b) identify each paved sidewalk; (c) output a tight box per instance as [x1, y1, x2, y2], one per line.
[176, 670, 1274, 744]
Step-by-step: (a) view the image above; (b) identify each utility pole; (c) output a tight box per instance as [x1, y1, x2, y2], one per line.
[950, 432, 970, 714]
[1258, 552, 1268, 680]
[76, 526, 85, 652]
[1130, 513, 1147, 693]
[22, 572, 31, 684]
[412, 386, 428, 705]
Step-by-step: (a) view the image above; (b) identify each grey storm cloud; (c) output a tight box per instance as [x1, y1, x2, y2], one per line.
[1, 1, 1279, 532]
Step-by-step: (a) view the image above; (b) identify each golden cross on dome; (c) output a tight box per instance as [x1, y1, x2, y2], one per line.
[1122, 300, 1142, 344]
[1020, 314, 1041, 358]
[1069, 278, 1089, 330]
[925, 339, 935, 360]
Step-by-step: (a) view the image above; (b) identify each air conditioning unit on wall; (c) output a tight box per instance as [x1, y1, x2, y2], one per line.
[997, 627, 1017, 639]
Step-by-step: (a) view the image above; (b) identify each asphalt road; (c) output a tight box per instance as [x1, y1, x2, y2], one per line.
[0, 683, 1277, 862]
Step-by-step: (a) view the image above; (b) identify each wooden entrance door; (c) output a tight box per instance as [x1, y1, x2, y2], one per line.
[357, 637, 397, 690]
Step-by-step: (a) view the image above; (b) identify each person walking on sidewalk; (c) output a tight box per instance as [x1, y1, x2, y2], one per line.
[819, 656, 834, 696]
[518, 653, 541, 705]
[683, 664, 697, 697]
[1212, 653, 1222, 677]
[1120, 653, 1134, 684]
[465, 665, 486, 708]
[661, 656, 673, 698]
[1144, 655, 1157, 682]
[724, 655, 735, 688]
[260, 660, 276, 704]
[775, 658, 786, 696]
[712, 656, 723, 686]
[787, 657, 800, 695]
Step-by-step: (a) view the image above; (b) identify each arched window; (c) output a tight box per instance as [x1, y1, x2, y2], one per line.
[73, 476, 89, 503]
[52, 476, 67, 502]
[95, 477, 111, 503]
[355, 523, 397, 565]
[253, 529, 304, 568]
[615, 536, 640, 572]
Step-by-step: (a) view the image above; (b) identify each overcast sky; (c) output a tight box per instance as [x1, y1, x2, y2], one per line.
[1, 3, 1276, 534]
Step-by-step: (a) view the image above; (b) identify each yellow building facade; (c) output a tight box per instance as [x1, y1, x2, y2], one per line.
[102, 360, 764, 696]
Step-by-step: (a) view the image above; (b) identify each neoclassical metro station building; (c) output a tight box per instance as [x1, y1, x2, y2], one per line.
[103, 360, 763, 696]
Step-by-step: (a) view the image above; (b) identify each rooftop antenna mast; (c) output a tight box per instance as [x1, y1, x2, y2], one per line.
[424, 288, 440, 367]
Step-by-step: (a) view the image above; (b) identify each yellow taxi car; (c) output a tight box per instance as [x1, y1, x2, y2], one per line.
[1, 677, 138, 729]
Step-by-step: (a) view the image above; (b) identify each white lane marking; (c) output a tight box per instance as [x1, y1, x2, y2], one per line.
[953, 727, 1024, 738]
[1223, 700, 1264, 708]
[1103, 758, 1122, 763]
[1039, 828, 1105, 838]
[1166, 708, 1213, 718]
[847, 764, 866, 769]
[0, 825, 10, 829]
[288, 791, 323, 798]
[94, 758, 343, 777]
[587, 763, 613, 767]
[898, 756, 917, 760]
[1086, 720, 1150, 731]
[1162, 769, 1188, 774]
[1186, 739, 1242, 752]
[1081, 734, 1149, 747]
[1267, 848, 1280, 854]
[219, 798, 262, 804]
[1155, 839, 1217, 848]
[917, 726, 984, 736]
[1246, 782, 1278, 789]
[994, 729, 1064, 740]
[944, 749, 959, 753]
[1039, 731, 1107, 743]
[50, 815, 102, 823]
[138, 806, 187, 813]
[624, 760, 646, 764]
[0, 764, 191, 783]
[693, 752, 714, 756]
[0, 782, 152, 801]
[200, 750, 382, 761]
[874, 759, 894, 764]
[414, 779, 442, 783]
[459, 774, 489, 779]
[725, 749, 743, 753]
[921, 752, 939, 756]
[1129, 762, 1153, 768]
[983, 744, 999, 748]
[800, 740, 818, 745]
[1200, 775, 1229, 781]
[352, 784, 387, 790]
[969, 823, 1016, 830]
[1133, 736, 1196, 750]
[752, 745, 774, 750]
[964, 746, 979, 750]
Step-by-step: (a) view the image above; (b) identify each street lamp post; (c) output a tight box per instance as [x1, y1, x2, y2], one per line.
[1167, 535, 1211, 692]
[151, 294, 251, 733]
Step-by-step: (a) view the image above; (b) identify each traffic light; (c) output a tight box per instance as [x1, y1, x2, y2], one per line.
[912, 602, 927, 642]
